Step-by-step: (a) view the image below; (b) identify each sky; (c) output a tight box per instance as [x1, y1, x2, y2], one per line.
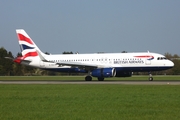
[0, 0, 180, 56]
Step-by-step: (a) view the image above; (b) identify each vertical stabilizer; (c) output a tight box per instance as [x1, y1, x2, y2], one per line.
[16, 29, 45, 60]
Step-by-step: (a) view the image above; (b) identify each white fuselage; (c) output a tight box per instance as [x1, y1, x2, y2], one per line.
[24, 52, 174, 73]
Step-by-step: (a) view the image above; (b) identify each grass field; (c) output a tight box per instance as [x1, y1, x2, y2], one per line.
[0, 75, 180, 80]
[0, 76, 180, 119]
[0, 84, 180, 120]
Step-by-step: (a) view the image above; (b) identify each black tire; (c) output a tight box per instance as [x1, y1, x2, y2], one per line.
[98, 77, 104, 81]
[149, 77, 153, 81]
[85, 76, 92, 81]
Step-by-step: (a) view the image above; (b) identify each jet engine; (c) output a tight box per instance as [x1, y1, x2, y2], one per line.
[91, 68, 116, 78]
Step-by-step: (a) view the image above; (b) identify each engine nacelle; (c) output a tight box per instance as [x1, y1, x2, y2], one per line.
[91, 68, 116, 78]
[115, 72, 132, 77]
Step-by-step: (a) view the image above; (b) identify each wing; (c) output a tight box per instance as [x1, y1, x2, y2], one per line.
[55, 61, 98, 68]
[36, 49, 108, 69]
[55, 61, 111, 71]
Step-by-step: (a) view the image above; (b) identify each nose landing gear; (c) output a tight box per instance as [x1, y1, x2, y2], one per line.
[149, 72, 153, 81]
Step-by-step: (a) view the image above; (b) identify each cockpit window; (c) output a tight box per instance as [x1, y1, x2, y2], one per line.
[157, 57, 167, 60]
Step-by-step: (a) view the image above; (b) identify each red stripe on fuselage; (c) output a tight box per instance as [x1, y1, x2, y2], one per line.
[17, 33, 33, 45]
[134, 56, 152, 58]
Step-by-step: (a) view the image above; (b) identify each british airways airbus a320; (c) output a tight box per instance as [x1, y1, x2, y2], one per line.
[8, 29, 174, 81]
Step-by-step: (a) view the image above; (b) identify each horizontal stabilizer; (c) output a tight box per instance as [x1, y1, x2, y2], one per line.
[5, 56, 31, 64]
[4, 57, 14, 60]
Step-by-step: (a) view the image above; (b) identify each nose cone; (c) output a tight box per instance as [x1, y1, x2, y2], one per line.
[168, 60, 174, 68]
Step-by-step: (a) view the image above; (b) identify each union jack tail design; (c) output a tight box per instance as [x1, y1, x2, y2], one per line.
[16, 29, 43, 60]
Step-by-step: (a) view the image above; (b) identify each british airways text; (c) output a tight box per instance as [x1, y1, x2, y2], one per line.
[114, 60, 144, 64]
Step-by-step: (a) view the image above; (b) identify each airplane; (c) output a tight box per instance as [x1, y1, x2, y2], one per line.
[8, 29, 174, 81]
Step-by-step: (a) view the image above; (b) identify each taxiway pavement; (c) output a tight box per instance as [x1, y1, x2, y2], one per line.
[0, 80, 180, 85]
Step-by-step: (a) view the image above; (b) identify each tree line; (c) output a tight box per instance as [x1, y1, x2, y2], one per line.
[0, 47, 180, 76]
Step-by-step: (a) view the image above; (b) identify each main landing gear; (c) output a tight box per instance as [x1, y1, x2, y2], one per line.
[148, 72, 153, 81]
[98, 77, 104, 81]
[85, 71, 92, 81]
[85, 76, 92, 81]
[85, 76, 105, 81]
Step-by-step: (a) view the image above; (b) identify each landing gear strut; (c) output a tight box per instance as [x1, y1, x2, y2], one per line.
[85, 70, 92, 81]
[148, 72, 153, 81]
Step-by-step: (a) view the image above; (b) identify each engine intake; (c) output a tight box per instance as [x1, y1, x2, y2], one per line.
[91, 68, 116, 78]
